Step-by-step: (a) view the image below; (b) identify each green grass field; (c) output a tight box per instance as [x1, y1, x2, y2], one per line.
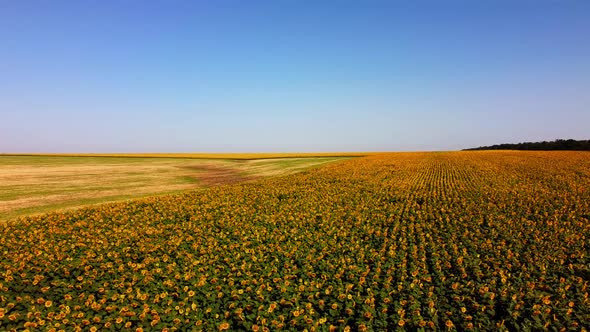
[0, 155, 348, 221]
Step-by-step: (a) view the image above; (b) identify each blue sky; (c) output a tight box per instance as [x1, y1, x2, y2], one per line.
[1, 1, 588, 152]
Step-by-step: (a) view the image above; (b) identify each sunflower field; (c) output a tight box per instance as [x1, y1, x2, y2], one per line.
[1, 151, 589, 331]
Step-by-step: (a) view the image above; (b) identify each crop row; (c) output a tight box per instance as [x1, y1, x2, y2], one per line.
[1, 151, 589, 331]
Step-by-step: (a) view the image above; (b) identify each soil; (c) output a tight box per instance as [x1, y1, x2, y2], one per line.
[185, 164, 258, 187]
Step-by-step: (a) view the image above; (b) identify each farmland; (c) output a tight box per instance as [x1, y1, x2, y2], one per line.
[0, 155, 348, 221]
[0, 151, 589, 331]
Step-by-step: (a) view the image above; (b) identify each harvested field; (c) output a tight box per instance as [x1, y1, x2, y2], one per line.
[0, 156, 349, 221]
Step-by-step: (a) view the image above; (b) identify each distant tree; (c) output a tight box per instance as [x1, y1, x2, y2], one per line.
[463, 139, 590, 151]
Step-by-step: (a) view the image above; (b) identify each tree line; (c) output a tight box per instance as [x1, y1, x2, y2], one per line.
[464, 139, 590, 151]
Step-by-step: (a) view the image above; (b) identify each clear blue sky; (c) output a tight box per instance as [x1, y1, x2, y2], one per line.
[1, 1, 588, 152]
